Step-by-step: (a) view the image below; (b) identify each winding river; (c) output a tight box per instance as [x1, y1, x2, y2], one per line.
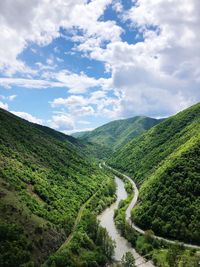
[98, 176, 154, 267]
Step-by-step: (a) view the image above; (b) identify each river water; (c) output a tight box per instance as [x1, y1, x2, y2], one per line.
[98, 176, 154, 267]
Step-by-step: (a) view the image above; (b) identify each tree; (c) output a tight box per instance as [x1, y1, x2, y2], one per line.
[96, 226, 115, 259]
[121, 252, 136, 267]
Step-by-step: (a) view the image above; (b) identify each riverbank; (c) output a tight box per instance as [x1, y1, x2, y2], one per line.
[107, 164, 200, 250]
[98, 176, 154, 266]
[105, 163, 200, 266]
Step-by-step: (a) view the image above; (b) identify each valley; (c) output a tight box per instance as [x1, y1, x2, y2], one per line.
[0, 1, 199, 267]
[73, 116, 162, 157]
[1, 102, 200, 267]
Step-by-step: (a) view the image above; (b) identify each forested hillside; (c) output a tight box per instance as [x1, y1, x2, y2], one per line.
[74, 116, 162, 155]
[0, 108, 112, 266]
[72, 130, 90, 138]
[108, 102, 200, 244]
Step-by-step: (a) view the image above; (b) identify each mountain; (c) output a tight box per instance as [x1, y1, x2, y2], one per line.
[0, 108, 110, 266]
[71, 130, 91, 138]
[74, 116, 162, 154]
[108, 102, 200, 244]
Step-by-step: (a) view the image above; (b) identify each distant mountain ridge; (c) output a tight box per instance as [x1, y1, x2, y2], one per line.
[73, 116, 163, 154]
[72, 130, 91, 138]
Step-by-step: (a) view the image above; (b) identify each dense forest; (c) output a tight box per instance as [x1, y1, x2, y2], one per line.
[45, 171, 117, 267]
[109, 102, 200, 244]
[113, 172, 200, 266]
[0, 108, 114, 266]
[1, 101, 200, 266]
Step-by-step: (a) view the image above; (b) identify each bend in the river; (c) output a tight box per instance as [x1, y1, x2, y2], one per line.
[105, 163, 200, 250]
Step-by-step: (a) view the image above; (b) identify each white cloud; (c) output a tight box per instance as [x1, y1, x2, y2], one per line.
[0, 94, 17, 101]
[8, 95, 17, 101]
[0, 0, 122, 74]
[50, 89, 120, 118]
[11, 111, 43, 124]
[0, 71, 111, 94]
[0, 0, 199, 121]
[49, 114, 74, 131]
[0, 77, 64, 89]
[54, 47, 60, 53]
[72, 106, 95, 116]
[35, 62, 56, 71]
[0, 101, 8, 110]
[69, 0, 122, 54]
[46, 55, 55, 66]
[50, 95, 87, 108]
[86, 0, 200, 117]
[54, 71, 101, 93]
[112, 0, 123, 13]
[50, 91, 107, 109]
[56, 57, 64, 63]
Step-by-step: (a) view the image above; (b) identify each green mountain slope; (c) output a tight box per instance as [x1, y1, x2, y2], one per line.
[0, 108, 110, 266]
[108, 102, 200, 244]
[72, 130, 90, 138]
[75, 116, 162, 154]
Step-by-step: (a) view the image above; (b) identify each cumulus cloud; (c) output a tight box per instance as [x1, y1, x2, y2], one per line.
[50, 95, 87, 108]
[53, 70, 110, 93]
[72, 106, 95, 116]
[112, 0, 123, 13]
[0, 0, 122, 74]
[84, 0, 200, 117]
[49, 114, 74, 131]
[0, 0, 200, 124]
[50, 89, 120, 119]
[50, 91, 107, 109]
[11, 111, 43, 124]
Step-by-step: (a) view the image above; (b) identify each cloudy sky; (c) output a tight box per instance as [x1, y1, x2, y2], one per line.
[0, 0, 199, 133]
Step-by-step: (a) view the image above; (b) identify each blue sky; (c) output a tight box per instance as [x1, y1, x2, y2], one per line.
[0, 0, 199, 133]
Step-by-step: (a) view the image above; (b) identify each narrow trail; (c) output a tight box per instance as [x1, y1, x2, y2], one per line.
[42, 170, 110, 266]
[58, 196, 91, 250]
[42, 181, 105, 266]
[104, 163, 200, 250]
[57, 177, 106, 251]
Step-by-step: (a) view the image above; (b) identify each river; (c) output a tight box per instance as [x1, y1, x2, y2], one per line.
[98, 176, 154, 266]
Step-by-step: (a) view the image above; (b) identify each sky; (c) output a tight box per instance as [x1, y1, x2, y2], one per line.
[0, 0, 200, 134]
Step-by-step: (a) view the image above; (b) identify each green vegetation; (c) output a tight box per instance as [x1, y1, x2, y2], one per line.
[109, 102, 200, 245]
[71, 130, 91, 138]
[1, 100, 200, 266]
[121, 252, 136, 267]
[0, 108, 114, 266]
[45, 174, 116, 267]
[0, 223, 33, 267]
[113, 171, 200, 267]
[74, 116, 162, 156]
